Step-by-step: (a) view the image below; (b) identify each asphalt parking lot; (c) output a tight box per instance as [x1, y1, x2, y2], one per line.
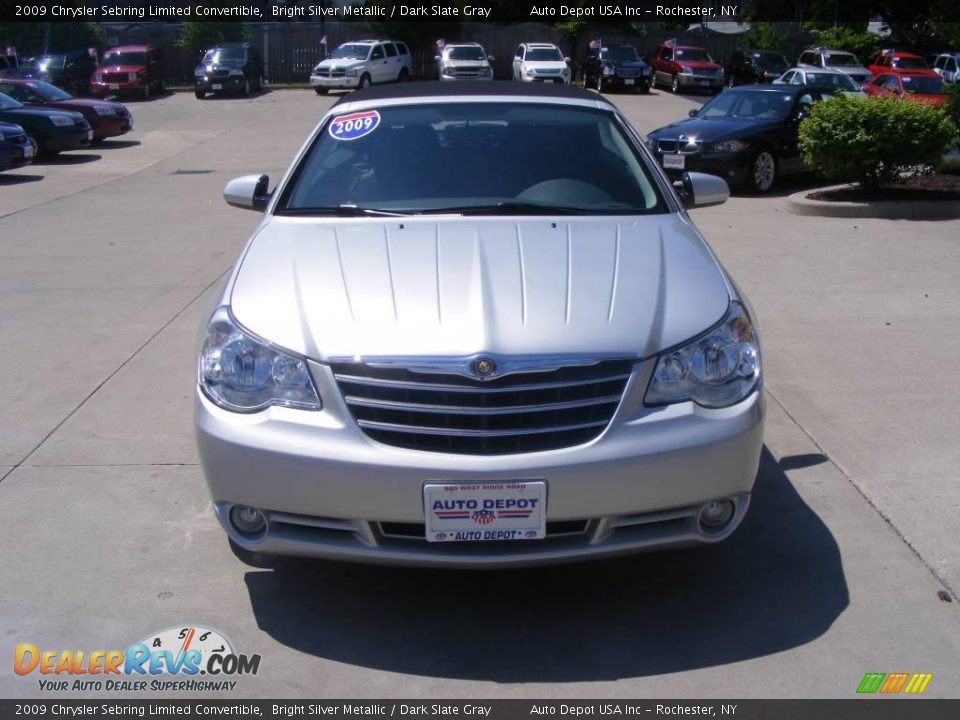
[0, 87, 958, 699]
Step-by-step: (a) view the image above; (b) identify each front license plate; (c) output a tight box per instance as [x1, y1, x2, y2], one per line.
[624, 78, 635, 85]
[108, 83, 119, 90]
[424, 481, 546, 543]
[663, 154, 685, 170]
[212, 83, 223, 90]
[700, 80, 711, 87]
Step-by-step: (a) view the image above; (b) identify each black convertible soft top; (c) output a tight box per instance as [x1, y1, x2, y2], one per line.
[333, 80, 606, 106]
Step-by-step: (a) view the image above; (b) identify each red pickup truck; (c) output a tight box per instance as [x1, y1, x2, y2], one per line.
[650, 42, 724, 94]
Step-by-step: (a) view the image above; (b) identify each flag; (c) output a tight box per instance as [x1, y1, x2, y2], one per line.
[436, 39, 445, 51]
[320, 35, 327, 45]
[589, 38, 601, 50]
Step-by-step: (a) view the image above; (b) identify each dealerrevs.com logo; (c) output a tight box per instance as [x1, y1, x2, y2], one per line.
[14, 625, 261, 692]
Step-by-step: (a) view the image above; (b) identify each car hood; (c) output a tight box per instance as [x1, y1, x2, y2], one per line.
[678, 60, 722, 71]
[650, 116, 779, 142]
[831, 65, 867, 75]
[525, 60, 569, 71]
[229, 216, 730, 360]
[602, 59, 647, 68]
[445, 60, 490, 68]
[318, 59, 364, 69]
[43, 98, 120, 113]
[0, 107, 84, 122]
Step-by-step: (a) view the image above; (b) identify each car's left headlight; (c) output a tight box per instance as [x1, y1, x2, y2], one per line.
[199, 308, 322, 413]
[229, 69, 244, 76]
[526, 67, 536, 77]
[644, 302, 761, 408]
[93, 106, 115, 116]
[127, 72, 137, 82]
[708, 139, 749, 153]
[49, 114, 74, 127]
[346, 67, 360, 77]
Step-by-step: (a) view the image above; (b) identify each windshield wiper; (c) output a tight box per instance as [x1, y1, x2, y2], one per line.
[420, 201, 595, 216]
[279, 205, 414, 217]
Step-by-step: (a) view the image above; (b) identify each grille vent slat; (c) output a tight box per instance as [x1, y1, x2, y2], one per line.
[332, 359, 632, 455]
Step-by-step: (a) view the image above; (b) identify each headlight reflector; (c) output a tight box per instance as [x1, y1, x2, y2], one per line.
[644, 302, 760, 408]
[709, 139, 750, 153]
[50, 114, 74, 127]
[93, 105, 115, 116]
[199, 308, 321, 412]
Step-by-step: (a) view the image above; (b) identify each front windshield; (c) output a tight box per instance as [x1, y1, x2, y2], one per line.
[104, 51, 147, 66]
[447, 46, 487, 61]
[526, 48, 564, 62]
[902, 75, 945, 94]
[895, 57, 928, 70]
[330, 44, 370, 60]
[825, 53, 860, 67]
[37, 55, 65, 72]
[202, 47, 245, 65]
[698, 90, 794, 121]
[0, 92, 24, 110]
[602, 47, 640, 62]
[676, 48, 713, 62]
[280, 103, 664, 215]
[804, 72, 860, 91]
[754, 52, 787, 67]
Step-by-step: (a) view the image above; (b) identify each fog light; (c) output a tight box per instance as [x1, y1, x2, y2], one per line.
[699, 499, 735, 532]
[229, 504, 266, 537]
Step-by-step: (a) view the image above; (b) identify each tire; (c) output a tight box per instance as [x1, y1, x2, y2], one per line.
[671, 74, 681, 94]
[142, 83, 150, 100]
[640, 81, 651, 94]
[358, 73, 371, 90]
[398, 68, 409, 83]
[596, 73, 604, 93]
[26, 133, 43, 160]
[257, 75, 264, 91]
[748, 150, 777, 193]
[727, 73, 736, 88]
[243, 78, 250, 97]
[195, 89, 205, 100]
[159, 78, 167, 94]
[314, 87, 328, 95]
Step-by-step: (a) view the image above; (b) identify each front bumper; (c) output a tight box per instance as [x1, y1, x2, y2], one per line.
[196, 76, 247, 93]
[90, 80, 143, 97]
[310, 75, 360, 90]
[654, 151, 752, 187]
[0, 138, 34, 170]
[440, 74, 494, 81]
[676, 74, 724, 90]
[46, 125, 93, 152]
[602, 74, 651, 89]
[520, 74, 570, 85]
[91, 114, 132, 139]
[196, 359, 765, 567]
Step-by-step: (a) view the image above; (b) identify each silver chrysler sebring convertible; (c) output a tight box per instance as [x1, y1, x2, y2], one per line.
[195, 82, 764, 568]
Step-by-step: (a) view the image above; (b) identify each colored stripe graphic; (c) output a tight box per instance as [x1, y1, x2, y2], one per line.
[879, 673, 909, 693]
[857, 673, 885, 694]
[856, 672, 932, 694]
[904, 674, 933, 694]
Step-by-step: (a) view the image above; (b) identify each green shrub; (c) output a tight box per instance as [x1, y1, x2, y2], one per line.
[798, 94, 955, 189]
[943, 83, 960, 147]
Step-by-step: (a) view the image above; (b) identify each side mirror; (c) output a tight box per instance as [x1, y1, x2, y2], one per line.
[434, 55, 442, 62]
[678, 171, 729, 209]
[488, 55, 496, 62]
[564, 57, 572, 64]
[688, 108, 698, 117]
[224, 174, 271, 212]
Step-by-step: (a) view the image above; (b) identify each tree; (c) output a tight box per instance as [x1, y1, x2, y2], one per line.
[0, 21, 104, 55]
[177, 22, 250, 60]
[738, 22, 789, 53]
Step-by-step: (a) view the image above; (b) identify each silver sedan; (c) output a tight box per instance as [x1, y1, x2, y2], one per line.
[195, 82, 765, 568]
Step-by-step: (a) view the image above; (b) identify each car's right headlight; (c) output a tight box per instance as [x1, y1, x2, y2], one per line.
[442, 65, 456, 77]
[199, 308, 321, 413]
[644, 302, 761, 408]
[49, 114, 74, 127]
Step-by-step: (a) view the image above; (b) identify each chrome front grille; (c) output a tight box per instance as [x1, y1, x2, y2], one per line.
[331, 359, 633, 455]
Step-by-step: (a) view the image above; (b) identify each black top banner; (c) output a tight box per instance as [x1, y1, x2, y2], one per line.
[1, 700, 960, 719]
[2, 1, 957, 24]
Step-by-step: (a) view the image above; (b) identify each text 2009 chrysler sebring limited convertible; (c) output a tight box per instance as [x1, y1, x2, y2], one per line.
[195, 83, 764, 568]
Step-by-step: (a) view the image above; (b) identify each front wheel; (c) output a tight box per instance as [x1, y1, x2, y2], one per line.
[727, 74, 736, 88]
[640, 80, 651, 94]
[358, 73, 371, 90]
[26, 133, 43, 160]
[748, 150, 777, 193]
[671, 74, 681, 94]
[159, 78, 167, 94]
[314, 86, 328, 95]
[596, 73, 604, 93]
[142, 83, 150, 100]
[397, 68, 409, 83]
[242, 78, 251, 96]
[194, 89, 205, 100]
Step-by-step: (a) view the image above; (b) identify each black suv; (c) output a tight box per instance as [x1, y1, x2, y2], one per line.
[724, 49, 789, 86]
[32, 50, 99, 95]
[195, 43, 264, 99]
[582, 45, 651, 93]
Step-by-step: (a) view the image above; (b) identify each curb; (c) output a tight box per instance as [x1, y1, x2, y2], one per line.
[787, 184, 960, 220]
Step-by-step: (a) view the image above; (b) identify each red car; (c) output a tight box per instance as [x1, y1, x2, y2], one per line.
[90, 45, 166, 100]
[650, 42, 724, 94]
[863, 70, 948, 106]
[866, 50, 929, 78]
[0, 77, 131, 140]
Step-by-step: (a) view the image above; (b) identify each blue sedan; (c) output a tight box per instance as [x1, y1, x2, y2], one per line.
[0, 121, 34, 171]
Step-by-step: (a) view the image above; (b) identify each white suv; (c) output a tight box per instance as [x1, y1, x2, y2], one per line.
[437, 43, 494, 81]
[310, 40, 411, 94]
[932, 53, 959, 84]
[512, 43, 571, 85]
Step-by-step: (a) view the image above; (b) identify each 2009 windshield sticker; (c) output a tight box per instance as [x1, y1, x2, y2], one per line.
[329, 110, 381, 141]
